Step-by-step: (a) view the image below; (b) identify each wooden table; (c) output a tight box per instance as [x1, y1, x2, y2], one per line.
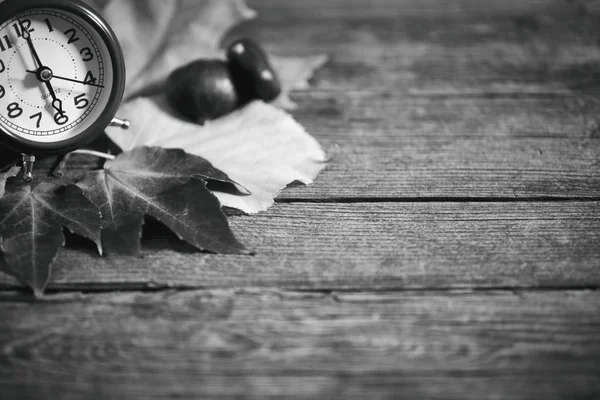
[1, 0, 600, 398]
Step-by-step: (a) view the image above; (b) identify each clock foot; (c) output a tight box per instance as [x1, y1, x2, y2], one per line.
[110, 117, 130, 130]
[21, 154, 35, 182]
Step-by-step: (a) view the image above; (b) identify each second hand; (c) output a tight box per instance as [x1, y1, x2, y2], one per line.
[26, 70, 105, 89]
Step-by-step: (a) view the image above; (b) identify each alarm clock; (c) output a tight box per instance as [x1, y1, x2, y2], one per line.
[0, 0, 128, 180]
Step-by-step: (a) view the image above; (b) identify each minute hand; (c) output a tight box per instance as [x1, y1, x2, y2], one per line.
[20, 21, 43, 67]
[26, 70, 105, 88]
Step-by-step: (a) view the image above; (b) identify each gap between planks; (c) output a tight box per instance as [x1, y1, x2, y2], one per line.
[0, 286, 599, 303]
[1, 282, 600, 300]
[276, 196, 600, 204]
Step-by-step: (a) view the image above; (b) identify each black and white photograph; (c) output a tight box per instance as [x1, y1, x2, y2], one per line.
[0, 0, 598, 398]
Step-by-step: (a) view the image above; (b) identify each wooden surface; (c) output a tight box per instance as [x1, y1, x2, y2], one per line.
[1, 290, 599, 399]
[1, 0, 600, 398]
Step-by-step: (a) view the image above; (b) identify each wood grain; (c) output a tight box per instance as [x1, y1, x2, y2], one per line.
[292, 93, 600, 141]
[6, 121, 600, 203]
[249, 0, 571, 19]
[247, 0, 600, 94]
[240, 0, 600, 201]
[0, 289, 598, 399]
[280, 137, 600, 200]
[0, 202, 597, 291]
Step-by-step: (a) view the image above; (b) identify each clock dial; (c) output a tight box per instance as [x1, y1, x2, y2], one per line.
[0, 8, 114, 144]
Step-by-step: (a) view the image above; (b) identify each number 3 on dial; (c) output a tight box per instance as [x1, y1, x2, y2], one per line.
[0, 0, 126, 156]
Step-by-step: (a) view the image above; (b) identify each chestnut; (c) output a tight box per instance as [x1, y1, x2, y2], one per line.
[165, 60, 239, 124]
[227, 38, 282, 103]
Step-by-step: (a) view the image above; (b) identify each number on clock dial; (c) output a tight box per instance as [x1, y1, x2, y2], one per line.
[44, 18, 53, 32]
[0, 11, 106, 134]
[54, 112, 68, 126]
[29, 112, 41, 128]
[74, 94, 89, 109]
[64, 28, 79, 44]
[0, 35, 13, 52]
[7, 103, 23, 119]
[12, 19, 33, 37]
[80, 47, 93, 62]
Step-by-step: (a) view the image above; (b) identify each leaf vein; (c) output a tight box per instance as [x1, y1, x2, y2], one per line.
[107, 170, 206, 236]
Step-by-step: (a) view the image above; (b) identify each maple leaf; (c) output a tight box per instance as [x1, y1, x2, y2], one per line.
[0, 180, 102, 297]
[76, 147, 249, 256]
[107, 99, 327, 214]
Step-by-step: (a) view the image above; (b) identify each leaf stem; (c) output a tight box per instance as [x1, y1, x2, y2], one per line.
[52, 153, 71, 177]
[72, 149, 116, 160]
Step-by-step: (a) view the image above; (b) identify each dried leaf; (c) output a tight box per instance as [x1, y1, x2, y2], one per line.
[270, 54, 329, 109]
[107, 100, 327, 213]
[92, 0, 256, 98]
[0, 166, 20, 199]
[77, 147, 249, 255]
[0, 180, 102, 296]
[92, 0, 326, 106]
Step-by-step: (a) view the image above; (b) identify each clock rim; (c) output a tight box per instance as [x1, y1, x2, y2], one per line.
[0, 0, 126, 156]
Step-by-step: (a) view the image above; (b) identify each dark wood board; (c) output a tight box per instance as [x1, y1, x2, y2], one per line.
[292, 93, 600, 141]
[7, 136, 600, 202]
[247, 0, 600, 94]
[0, 290, 599, 400]
[280, 138, 600, 200]
[249, 0, 578, 19]
[0, 202, 598, 291]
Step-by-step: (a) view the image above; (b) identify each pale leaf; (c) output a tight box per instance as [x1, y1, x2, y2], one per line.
[107, 99, 327, 213]
[270, 54, 329, 109]
[92, 0, 326, 106]
[93, 0, 256, 98]
[100, 0, 329, 213]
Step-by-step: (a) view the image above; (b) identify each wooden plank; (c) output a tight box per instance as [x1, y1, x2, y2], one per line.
[4, 2, 600, 200]
[0, 290, 598, 399]
[242, 0, 600, 94]
[292, 93, 600, 141]
[248, 0, 567, 19]
[280, 137, 600, 200]
[5, 136, 599, 201]
[240, 1, 600, 199]
[0, 202, 598, 291]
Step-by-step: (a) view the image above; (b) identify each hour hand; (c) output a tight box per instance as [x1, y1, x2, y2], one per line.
[52, 98, 63, 114]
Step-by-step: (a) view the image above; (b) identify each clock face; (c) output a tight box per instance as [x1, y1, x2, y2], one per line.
[0, 7, 115, 144]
